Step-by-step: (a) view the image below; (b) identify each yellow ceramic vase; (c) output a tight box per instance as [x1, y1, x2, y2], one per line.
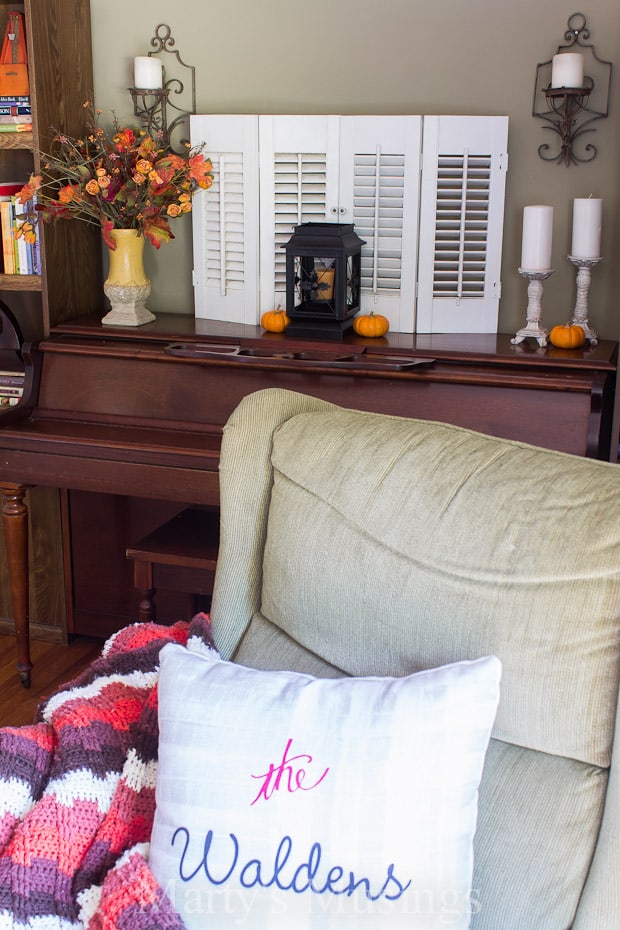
[102, 228, 155, 327]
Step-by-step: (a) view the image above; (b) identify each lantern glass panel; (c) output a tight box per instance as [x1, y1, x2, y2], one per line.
[295, 257, 337, 316]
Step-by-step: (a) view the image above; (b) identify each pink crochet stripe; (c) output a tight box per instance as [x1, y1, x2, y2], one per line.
[86, 847, 184, 930]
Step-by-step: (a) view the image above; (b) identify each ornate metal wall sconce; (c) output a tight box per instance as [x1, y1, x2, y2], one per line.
[532, 12, 612, 166]
[128, 24, 196, 152]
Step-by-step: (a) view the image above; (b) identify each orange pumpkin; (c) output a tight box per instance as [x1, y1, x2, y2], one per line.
[260, 306, 290, 333]
[548, 323, 586, 349]
[352, 312, 390, 338]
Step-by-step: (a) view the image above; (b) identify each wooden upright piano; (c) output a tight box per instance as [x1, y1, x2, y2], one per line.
[1, 313, 618, 684]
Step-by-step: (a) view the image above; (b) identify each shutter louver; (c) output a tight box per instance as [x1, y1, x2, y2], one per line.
[205, 153, 245, 295]
[272, 153, 328, 292]
[353, 151, 404, 293]
[432, 152, 490, 299]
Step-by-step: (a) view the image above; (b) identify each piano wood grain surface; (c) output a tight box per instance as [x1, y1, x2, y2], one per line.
[0, 317, 617, 683]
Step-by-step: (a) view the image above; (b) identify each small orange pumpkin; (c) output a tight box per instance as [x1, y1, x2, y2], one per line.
[260, 306, 290, 333]
[548, 323, 586, 349]
[352, 311, 390, 338]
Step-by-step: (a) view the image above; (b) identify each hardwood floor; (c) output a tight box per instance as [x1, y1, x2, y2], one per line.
[0, 635, 103, 727]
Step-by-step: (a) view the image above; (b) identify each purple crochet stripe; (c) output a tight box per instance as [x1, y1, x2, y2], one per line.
[0, 856, 75, 919]
[115, 896, 187, 930]
[50, 722, 134, 778]
[0, 727, 52, 785]
[127, 693, 160, 766]
[73, 837, 117, 897]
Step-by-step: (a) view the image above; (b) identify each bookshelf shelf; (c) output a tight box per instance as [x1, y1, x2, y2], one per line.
[0, 132, 33, 150]
[0, 272, 41, 291]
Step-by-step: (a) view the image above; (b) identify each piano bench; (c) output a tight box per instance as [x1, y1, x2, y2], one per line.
[125, 507, 220, 623]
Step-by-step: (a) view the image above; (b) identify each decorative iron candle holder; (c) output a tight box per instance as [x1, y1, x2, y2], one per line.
[283, 223, 365, 340]
[568, 255, 602, 344]
[128, 24, 196, 152]
[532, 13, 612, 166]
[512, 268, 554, 347]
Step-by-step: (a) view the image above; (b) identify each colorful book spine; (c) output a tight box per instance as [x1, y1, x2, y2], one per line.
[0, 114, 32, 123]
[13, 196, 31, 274]
[29, 193, 41, 274]
[31, 231, 41, 274]
[0, 394, 21, 407]
[0, 95, 30, 103]
[0, 123, 32, 133]
[0, 371, 25, 387]
[0, 200, 15, 274]
[0, 105, 31, 116]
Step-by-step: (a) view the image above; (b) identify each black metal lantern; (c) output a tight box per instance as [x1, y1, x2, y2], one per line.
[283, 222, 365, 339]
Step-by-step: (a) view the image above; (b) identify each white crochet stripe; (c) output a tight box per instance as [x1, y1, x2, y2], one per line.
[41, 668, 158, 721]
[0, 777, 35, 817]
[121, 748, 158, 792]
[0, 914, 78, 930]
[43, 768, 119, 809]
[187, 634, 218, 658]
[112, 840, 150, 868]
[76, 842, 150, 926]
[75, 883, 101, 928]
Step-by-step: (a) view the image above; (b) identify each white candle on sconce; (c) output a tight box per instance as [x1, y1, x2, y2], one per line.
[571, 197, 602, 259]
[521, 205, 554, 271]
[133, 56, 163, 89]
[551, 52, 584, 88]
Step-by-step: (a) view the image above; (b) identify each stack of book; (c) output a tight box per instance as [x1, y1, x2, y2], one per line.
[0, 94, 31, 133]
[0, 181, 40, 275]
[0, 365, 24, 407]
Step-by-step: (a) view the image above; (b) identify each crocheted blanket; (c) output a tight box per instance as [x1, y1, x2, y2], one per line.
[0, 613, 215, 930]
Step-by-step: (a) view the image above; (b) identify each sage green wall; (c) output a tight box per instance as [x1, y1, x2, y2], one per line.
[90, 0, 620, 340]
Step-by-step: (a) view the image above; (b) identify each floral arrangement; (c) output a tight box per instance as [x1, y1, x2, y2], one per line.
[17, 101, 213, 250]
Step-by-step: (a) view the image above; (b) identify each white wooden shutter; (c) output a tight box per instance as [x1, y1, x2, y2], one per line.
[258, 116, 340, 314]
[338, 116, 422, 333]
[190, 115, 259, 324]
[191, 114, 508, 333]
[416, 116, 508, 333]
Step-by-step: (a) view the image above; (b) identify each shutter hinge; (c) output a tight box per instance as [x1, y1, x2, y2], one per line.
[498, 152, 508, 173]
[494, 280, 502, 298]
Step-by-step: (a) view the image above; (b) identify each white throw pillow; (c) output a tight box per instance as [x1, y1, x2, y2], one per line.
[150, 645, 501, 929]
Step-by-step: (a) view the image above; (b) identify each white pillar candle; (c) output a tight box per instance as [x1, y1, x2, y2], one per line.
[521, 205, 554, 271]
[133, 56, 163, 89]
[551, 52, 584, 88]
[571, 198, 602, 258]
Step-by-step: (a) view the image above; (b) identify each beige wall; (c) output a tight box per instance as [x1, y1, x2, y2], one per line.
[90, 0, 620, 340]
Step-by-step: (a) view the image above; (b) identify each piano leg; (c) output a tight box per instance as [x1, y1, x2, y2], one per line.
[1, 483, 32, 687]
